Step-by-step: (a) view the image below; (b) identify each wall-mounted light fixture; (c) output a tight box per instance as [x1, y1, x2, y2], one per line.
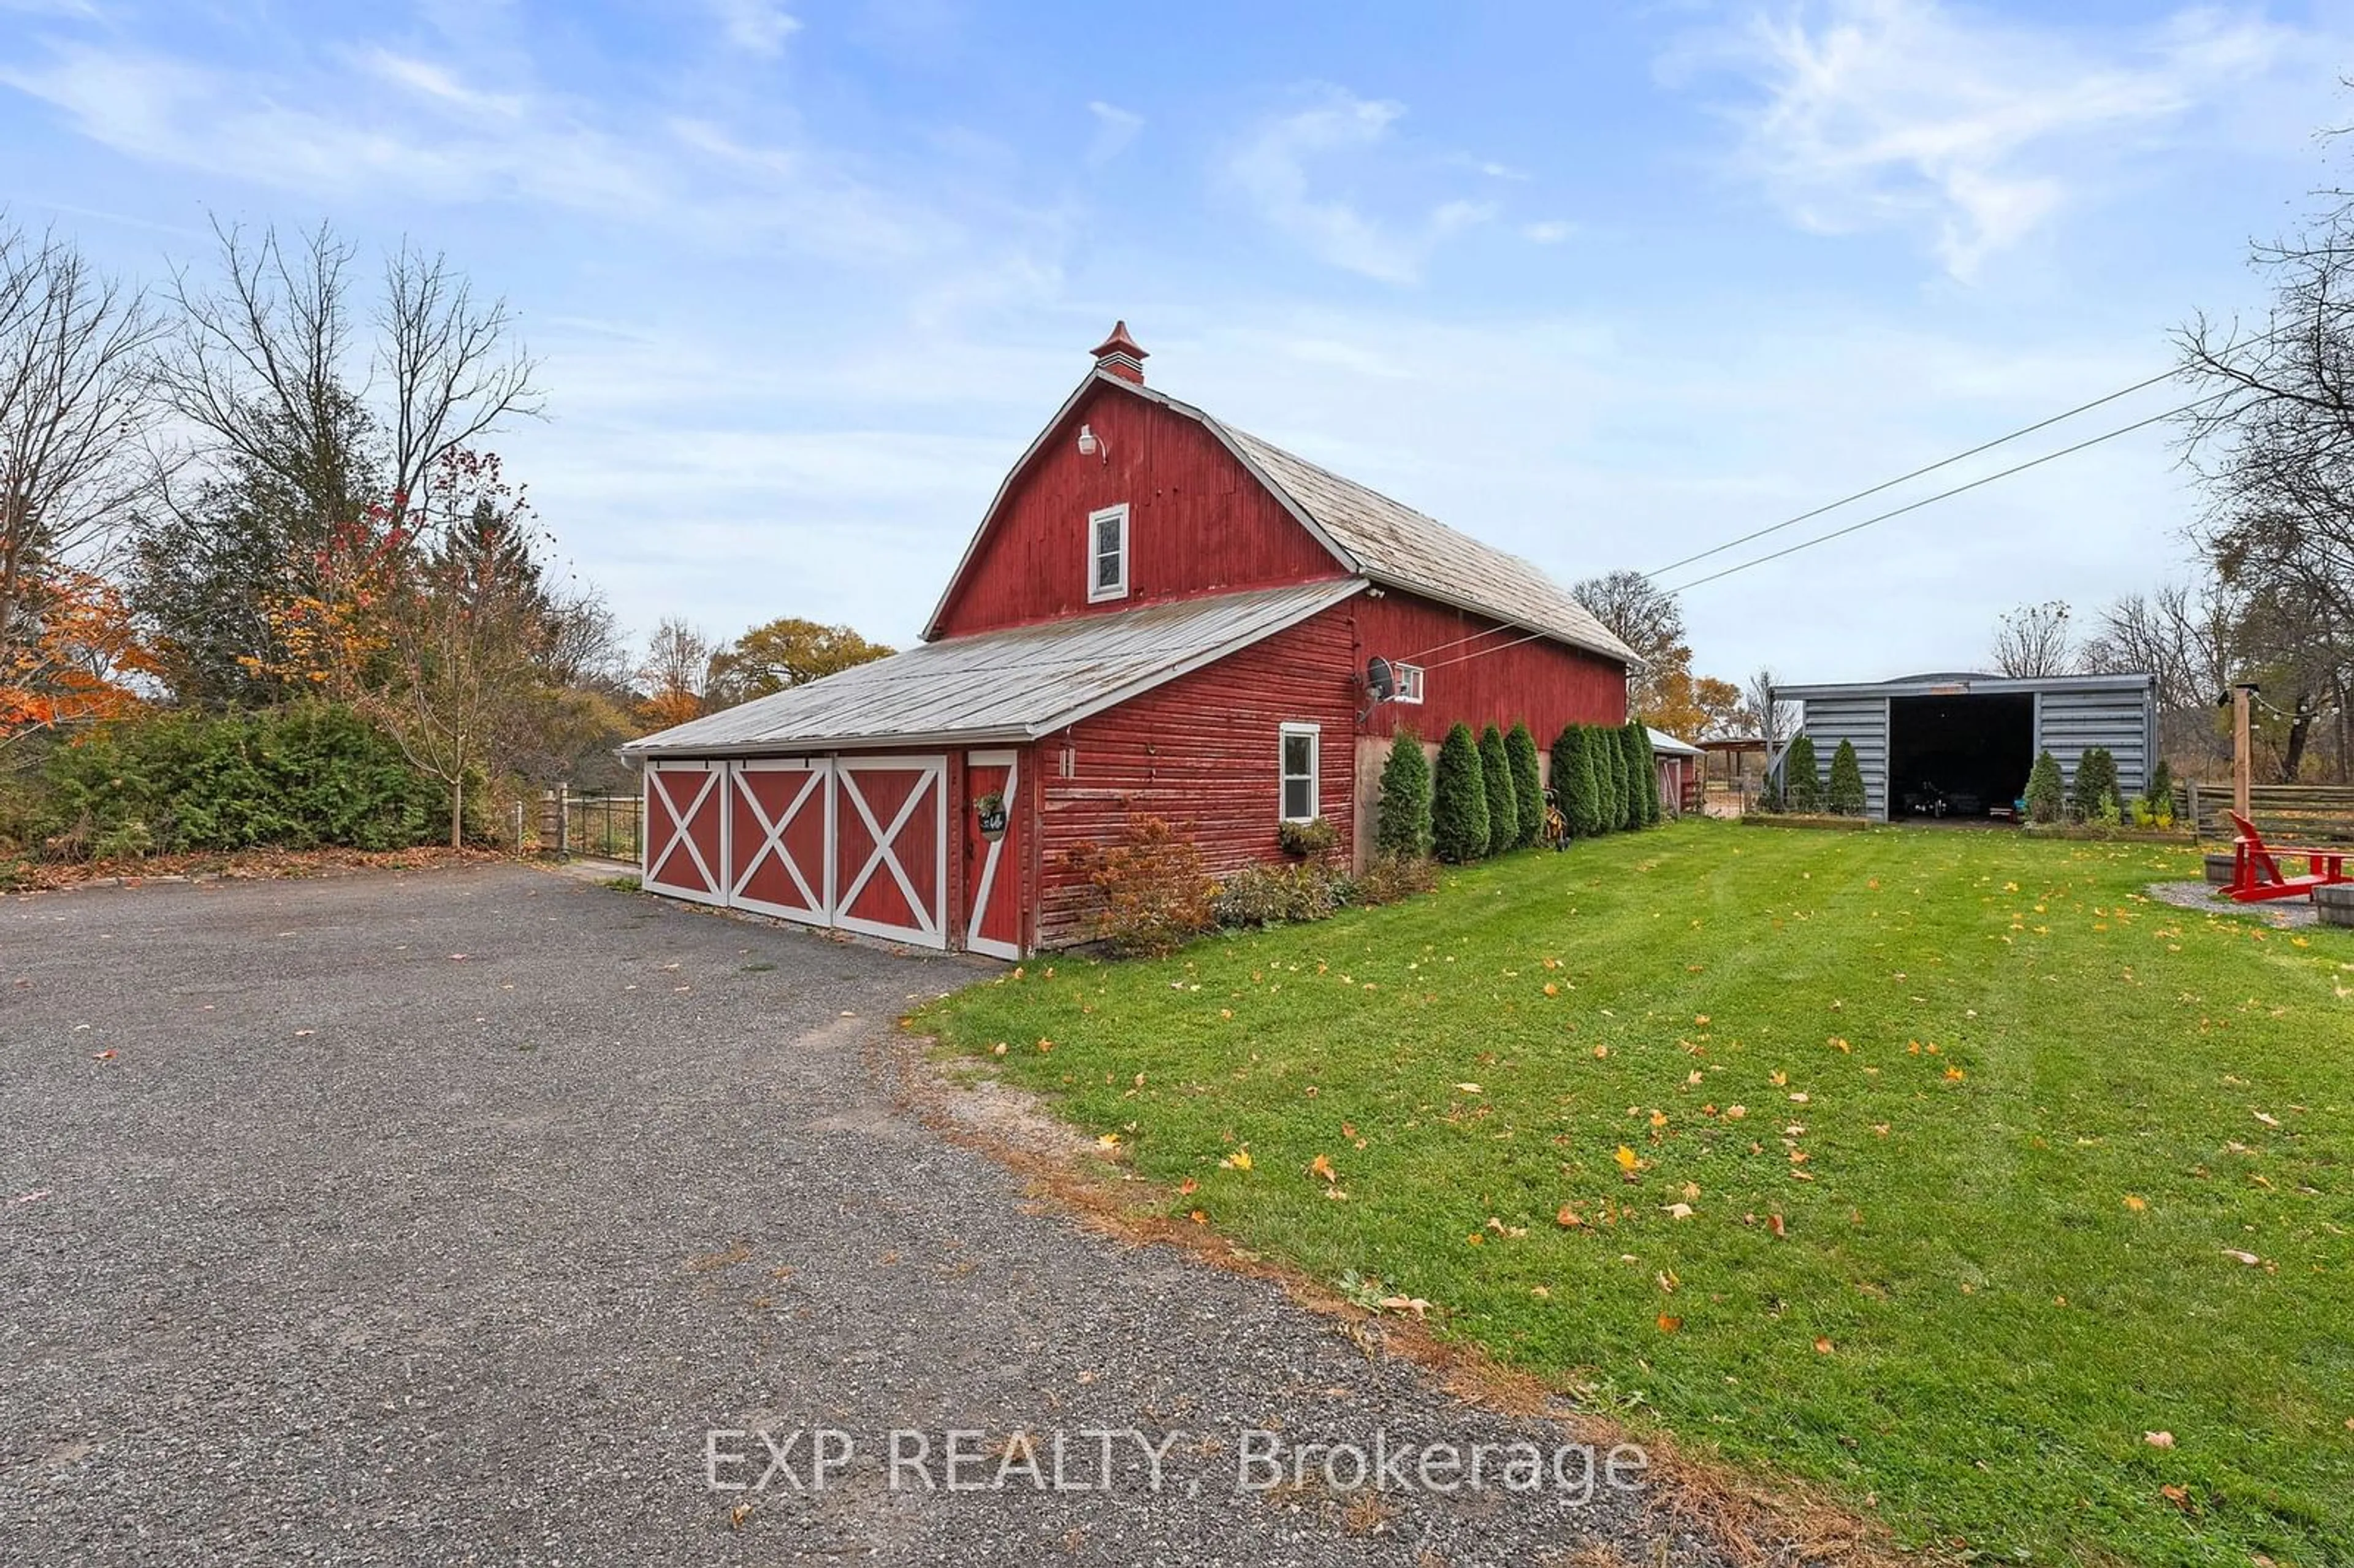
[1077, 423, 1108, 463]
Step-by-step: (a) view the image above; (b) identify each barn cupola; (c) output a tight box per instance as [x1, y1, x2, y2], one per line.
[1089, 320, 1148, 384]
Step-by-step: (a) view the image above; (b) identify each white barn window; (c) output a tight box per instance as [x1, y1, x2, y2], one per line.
[1393, 662, 1425, 704]
[1087, 503, 1129, 603]
[1280, 723, 1320, 822]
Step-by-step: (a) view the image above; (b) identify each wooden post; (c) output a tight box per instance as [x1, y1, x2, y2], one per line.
[557, 783, 571, 857]
[2185, 779, 2200, 842]
[2232, 684, 2255, 823]
[538, 790, 561, 855]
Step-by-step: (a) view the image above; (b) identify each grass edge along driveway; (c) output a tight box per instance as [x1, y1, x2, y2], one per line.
[918, 821, 2354, 1567]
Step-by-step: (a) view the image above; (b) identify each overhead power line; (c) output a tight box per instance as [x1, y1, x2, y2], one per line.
[1642, 367, 2184, 580]
[1655, 393, 2220, 596]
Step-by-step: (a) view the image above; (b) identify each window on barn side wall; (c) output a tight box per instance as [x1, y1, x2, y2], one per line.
[1087, 503, 1129, 603]
[1393, 662, 1424, 704]
[1280, 723, 1320, 822]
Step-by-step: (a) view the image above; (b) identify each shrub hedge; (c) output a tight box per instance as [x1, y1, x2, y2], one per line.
[29, 704, 451, 859]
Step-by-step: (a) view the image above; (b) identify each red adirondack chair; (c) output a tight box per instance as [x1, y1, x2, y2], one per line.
[2225, 810, 2351, 904]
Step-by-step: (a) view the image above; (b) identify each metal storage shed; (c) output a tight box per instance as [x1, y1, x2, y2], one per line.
[1772, 672, 2157, 823]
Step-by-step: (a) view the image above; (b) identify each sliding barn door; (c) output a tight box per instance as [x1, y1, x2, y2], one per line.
[727, 758, 832, 924]
[643, 760, 726, 905]
[831, 755, 948, 949]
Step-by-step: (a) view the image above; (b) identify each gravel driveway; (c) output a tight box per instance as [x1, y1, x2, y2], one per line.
[2, 866, 1734, 1567]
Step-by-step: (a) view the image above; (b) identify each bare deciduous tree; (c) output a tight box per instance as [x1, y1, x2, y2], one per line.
[377, 240, 543, 519]
[636, 617, 715, 729]
[1, 222, 162, 681]
[1990, 600, 2077, 678]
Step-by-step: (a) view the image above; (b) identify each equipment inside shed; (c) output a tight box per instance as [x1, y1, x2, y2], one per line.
[1886, 693, 2033, 819]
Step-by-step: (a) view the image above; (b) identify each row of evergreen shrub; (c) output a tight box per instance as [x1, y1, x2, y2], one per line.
[25, 704, 454, 860]
[1773, 735, 1868, 816]
[1377, 717, 1661, 866]
[2024, 745, 2171, 827]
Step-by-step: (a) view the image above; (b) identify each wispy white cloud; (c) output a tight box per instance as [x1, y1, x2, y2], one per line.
[708, 0, 801, 56]
[1671, 0, 2303, 280]
[1523, 219, 1572, 244]
[1085, 100, 1143, 167]
[1222, 86, 1497, 284]
[0, 42, 658, 213]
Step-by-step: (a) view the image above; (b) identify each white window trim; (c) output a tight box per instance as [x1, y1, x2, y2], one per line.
[1279, 721, 1321, 823]
[1087, 503, 1130, 604]
[1393, 662, 1425, 704]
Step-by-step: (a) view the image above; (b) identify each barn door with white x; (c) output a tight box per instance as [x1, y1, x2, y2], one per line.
[726, 758, 831, 923]
[831, 756, 947, 948]
[644, 762, 726, 905]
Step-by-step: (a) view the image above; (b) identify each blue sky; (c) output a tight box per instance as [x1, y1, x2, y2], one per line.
[6, 0, 2350, 684]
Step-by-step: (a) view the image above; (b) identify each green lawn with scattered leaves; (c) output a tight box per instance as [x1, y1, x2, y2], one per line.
[917, 821, 2354, 1566]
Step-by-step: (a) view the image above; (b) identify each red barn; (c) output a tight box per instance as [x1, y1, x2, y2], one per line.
[624, 324, 1636, 955]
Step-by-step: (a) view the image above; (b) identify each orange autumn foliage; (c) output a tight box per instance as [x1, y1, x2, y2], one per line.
[0, 571, 158, 742]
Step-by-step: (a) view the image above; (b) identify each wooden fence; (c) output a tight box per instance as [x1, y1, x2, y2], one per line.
[2176, 782, 2354, 844]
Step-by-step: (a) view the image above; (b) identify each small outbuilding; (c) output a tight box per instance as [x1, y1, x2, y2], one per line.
[1646, 727, 1703, 816]
[1773, 671, 2157, 823]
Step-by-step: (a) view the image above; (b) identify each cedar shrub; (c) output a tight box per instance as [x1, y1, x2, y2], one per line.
[1504, 721, 1543, 849]
[1431, 722, 1491, 864]
[1478, 725, 1517, 857]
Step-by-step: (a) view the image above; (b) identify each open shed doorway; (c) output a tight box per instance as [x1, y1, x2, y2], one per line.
[1887, 693, 2033, 820]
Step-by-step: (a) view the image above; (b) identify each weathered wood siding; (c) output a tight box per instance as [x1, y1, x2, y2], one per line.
[931, 382, 1347, 639]
[1349, 591, 1628, 745]
[1034, 606, 1358, 948]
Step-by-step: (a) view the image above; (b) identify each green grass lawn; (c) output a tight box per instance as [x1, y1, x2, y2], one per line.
[917, 821, 2354, 1566]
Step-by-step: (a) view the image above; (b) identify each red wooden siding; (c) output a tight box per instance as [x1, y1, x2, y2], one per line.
[932, 382, 1346, 639]
[1347, 591, 1627, 747]
[1034, 607, 1359, 948]
[644, 760, 725, 904]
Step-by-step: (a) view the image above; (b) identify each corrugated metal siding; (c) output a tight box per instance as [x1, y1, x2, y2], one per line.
[1797, 697, 1890, 820]
[2036, 682, 2154, 797]
[1034, 605, 1360, 950]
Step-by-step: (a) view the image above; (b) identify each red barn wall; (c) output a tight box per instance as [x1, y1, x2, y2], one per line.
[931, 381, 1346, 639]
[1348, 592, 1627, 745]
[1034, 605, 1358, 948]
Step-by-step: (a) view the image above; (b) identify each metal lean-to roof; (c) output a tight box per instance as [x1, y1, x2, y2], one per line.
[1645, 726, 1704, 757]
[622, 579, 1363, 756]
[920, 369, 1639, 669]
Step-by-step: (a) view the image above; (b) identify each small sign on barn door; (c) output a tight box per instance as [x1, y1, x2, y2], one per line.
[962, 748, 1024, 959]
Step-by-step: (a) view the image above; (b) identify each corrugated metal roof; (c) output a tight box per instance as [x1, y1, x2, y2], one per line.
[1217, 424, 1638, 668]
[1774, 672, 2155, 702]
[1645, 726, 1704, 757]
[623, 579, 1362, 756]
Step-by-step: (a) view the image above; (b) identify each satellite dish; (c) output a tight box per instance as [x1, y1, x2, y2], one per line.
[1366, 657, 1396, 703]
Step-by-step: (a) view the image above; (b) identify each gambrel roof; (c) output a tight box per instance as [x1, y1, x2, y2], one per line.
[923, 369, 1639, 669]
